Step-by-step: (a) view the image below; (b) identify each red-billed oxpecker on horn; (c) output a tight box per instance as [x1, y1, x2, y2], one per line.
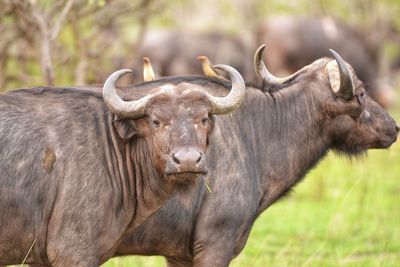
[197, 55, 229, 82]
[105, 45, 399, 267]
[0, 64, 245, 266]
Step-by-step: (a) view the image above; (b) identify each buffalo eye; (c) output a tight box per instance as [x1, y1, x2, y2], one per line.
[201, 117, 209, 125]
[152, 119, 161, 128]
[356, 92, 366, 105]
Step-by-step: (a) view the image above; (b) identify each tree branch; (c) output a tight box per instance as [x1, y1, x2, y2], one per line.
[51, 0, 75, 40]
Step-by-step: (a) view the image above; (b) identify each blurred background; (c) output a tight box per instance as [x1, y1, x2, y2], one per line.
[1, 0, 399, 266]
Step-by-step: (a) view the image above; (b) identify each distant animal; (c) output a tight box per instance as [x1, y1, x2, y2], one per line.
[137, 29, 252, 80]
[0, 65, 245, 266]
[256, 16, 392, 108]
[108, 47, 399, 266]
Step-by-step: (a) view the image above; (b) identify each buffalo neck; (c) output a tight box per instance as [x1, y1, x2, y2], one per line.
[239, 86, 330, 212]
[101, 112, 174, 232]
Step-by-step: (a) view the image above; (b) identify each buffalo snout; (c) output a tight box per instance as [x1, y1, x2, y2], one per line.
[377, 120, 399, 148]
[165, 147, 207, 181]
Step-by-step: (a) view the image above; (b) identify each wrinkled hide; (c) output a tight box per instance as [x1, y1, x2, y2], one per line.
[110, 58, 398, 266]
[0, 67, 244, 267]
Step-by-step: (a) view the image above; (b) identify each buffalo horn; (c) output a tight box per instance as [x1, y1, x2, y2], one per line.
[254, 44, 282, 86]
[103, 69, 154, 118]
[329, 49, 355, 99]
[207, 64, 246, 115]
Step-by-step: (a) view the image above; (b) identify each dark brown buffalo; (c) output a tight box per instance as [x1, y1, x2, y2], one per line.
[107, 47, 398, 266]
[256, 16, 392, 108]
[137, 29, 252, 80]
[0, 65, 245, 266]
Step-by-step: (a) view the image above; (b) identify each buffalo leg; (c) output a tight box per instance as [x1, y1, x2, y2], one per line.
[191, 201, 254, 267]
[191, 235, 237, 267]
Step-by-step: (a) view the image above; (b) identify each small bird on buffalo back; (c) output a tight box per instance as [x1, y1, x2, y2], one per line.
[197, 55, 229, 82]
[143, 57, 155, 82]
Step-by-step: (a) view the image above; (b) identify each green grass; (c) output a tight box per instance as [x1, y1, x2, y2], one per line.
[232, 144, 400, 267]
[104, 129, 400, 266]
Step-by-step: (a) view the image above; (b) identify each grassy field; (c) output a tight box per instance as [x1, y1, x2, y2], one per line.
[103, 103, 400, 267]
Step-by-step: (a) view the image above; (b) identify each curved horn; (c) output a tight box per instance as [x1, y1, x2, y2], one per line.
[329, 49, 355, 99]
[206, 64, 246, 115]
[103, 69, 154, 118]
[254, 44, 281, 85]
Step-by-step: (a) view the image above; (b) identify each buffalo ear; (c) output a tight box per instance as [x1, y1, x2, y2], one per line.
[113, 117, 138, 140]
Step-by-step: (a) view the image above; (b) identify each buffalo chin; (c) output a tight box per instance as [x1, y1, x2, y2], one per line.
[167, 171, 207, 185]
[377, 136, 397, 149]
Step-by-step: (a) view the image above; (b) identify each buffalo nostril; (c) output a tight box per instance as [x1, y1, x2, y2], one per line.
[172, 154, 180, 165]
[395, 124, 400, 134]
[196, 153, 202, 164]
[171, 149, 202, 166]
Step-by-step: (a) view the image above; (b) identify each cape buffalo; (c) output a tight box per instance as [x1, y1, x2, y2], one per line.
[256, 16, 392, 108]
[0, 65, 245, 266]
[108, 47, 399, 266]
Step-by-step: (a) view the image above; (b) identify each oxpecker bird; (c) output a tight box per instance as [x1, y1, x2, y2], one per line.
[143, 57, 155, 82]
[197, 56, 229, 82]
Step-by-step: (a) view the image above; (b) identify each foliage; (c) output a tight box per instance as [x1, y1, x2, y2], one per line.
[0, 0, 399, 91]
[0, 0, 164, 89]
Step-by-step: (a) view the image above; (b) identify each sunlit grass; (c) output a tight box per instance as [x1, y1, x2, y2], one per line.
[230, 141, 400, 267]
